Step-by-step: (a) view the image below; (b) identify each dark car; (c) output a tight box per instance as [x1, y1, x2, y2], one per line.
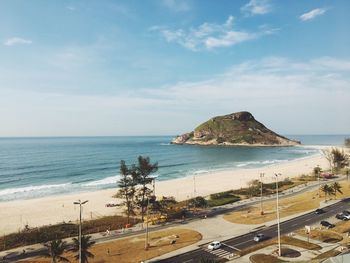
[321, 220, 335, 229]
[315, 209, 325, 214]
[343, 210, 350, 215]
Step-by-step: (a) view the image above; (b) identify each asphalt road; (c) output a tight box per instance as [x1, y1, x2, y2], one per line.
[155, 198, 350, 263]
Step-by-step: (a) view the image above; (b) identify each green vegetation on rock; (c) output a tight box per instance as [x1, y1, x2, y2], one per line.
[172, 111, 300, 146]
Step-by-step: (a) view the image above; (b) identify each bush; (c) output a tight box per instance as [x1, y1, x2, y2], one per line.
[0, 215, 135, 252]
[188, 196, 207, 208]
[208, 190, 240, 207]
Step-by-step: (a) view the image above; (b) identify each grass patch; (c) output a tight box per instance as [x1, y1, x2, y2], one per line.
[207, 191, 241, 207]
[333, 220, 350, 233]
[238, 236, 321, 256]
[250, 254, 285, 263]
[20, 228, 202, 263]
[296, 229, 343, 243]
[276, 247, 301, 258]
[313, 248, 341, 260]
[0, 215, 137, 252]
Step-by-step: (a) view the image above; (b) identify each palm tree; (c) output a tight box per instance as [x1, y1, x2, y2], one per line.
[72, 235, 95, 263]
[331, 182, 343, 199]
[44, 239, 69, 263]
[321, 184, 332, 201]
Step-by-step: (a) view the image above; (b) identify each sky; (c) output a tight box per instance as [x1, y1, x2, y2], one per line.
[0, 0, 349, 136]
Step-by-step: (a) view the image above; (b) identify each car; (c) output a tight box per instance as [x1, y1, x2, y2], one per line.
[320, 220, 335, 229]
[315, 209, 325, 214]
[254, 234, 266, 242]
[336, 213, 348, 220]
[343, 213, 350, 220]
[343, 210, 350, 215]
[207, 241, 221, 250]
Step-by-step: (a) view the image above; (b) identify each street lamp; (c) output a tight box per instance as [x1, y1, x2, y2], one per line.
[74, 200, 88, 263]
[317, 165, 321, 196]
[193, 174, 197, 198]
[275, 173, 281, 257]
[145, 177, 157, 250]
[260, 173, 265, 215]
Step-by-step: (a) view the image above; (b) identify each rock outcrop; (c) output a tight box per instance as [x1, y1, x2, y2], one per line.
[171, 111, 300, 146]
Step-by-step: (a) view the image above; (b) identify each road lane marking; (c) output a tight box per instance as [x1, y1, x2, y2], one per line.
[222, 243, 241, 251]
[234, 239, 254, 246]
[203, 248, 231, 258]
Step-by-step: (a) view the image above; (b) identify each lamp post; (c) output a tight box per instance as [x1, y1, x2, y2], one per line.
[317, 165, 321, 196]
[193, 174, 197, 198]
[260, 173, 265, 215]
[145, 177, 157, 250]
[275, 173, 281, 257]
[73, 200, 88, 263]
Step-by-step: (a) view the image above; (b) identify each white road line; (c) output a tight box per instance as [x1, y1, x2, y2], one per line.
[234, 239, 253, 246]
[222, 243, 241, 251]
[203, 248, 230, 258]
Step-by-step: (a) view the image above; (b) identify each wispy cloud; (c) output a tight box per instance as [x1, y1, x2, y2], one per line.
[1, 56, 349, 135]
[3, 37, 32, 46]
[299, 8, 327, 21]
[151, 16, 277, 51]
[66, 6, 76, 11]
[241, 0, 272, 16]
[161, 0, 190, 12]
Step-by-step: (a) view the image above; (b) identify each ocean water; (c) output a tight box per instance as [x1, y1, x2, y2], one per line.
[0, 135, 348, 202]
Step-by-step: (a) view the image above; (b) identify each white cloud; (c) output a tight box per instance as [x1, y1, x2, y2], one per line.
[299, 8, 327, 21]
[153, 16, 276, 51]
[162, 0, 190, 12]
[66, 6, 76, 11]
[3, 37, 32, 46]
[1, 57, 349, 136]
[241, 0, 272, 16]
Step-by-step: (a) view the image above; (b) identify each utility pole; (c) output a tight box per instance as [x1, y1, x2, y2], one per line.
[275, 173, 281, 257]
[73, 200, 88, 263]
[260, 173, 265, 215]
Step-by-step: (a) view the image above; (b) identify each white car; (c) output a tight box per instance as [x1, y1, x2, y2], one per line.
[207, 241, 221, 250]
[254, 234, 266, 242]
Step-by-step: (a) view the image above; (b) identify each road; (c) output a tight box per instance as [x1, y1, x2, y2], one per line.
[155, 198, 350, 263]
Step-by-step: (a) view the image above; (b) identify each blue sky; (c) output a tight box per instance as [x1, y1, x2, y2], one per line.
[0, 0, 349, 136]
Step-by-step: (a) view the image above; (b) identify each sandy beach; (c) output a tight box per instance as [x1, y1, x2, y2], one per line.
[0, 153, 329, 235]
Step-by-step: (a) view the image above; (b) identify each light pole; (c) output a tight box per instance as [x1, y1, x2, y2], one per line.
[260, 173, 265, 215]
[193, 174, 197, 198]
[145, 177, 156, 250]
[74, 200, 88, 263]
[317, 165, 321, 196]
[275, 173, 281, 257]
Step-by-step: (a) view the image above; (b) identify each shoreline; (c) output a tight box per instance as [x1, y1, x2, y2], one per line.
[0, 152, 329, 235]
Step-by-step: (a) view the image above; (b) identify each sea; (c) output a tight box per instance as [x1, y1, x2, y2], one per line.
[0, 135, 348, 202]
